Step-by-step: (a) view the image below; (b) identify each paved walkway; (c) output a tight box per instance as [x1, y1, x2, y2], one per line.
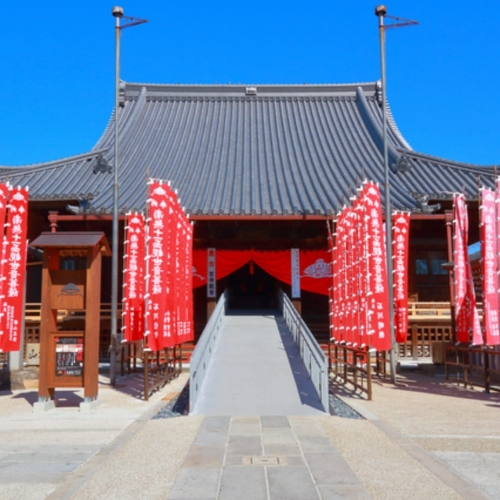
[0, 316, 499, 498]
[192, 312, 326, 416]
[0, 370, 499, 498]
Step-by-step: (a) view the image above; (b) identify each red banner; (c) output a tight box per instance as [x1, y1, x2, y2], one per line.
[145, 182, 169, 351]
[122, 213, 145, 342]
[0, 187, 29, 352]
[363, 182, 391, 351]
[453, 194, 482, 345]
[392, 212, 410, 343]
[164, 186, 178, 348]
[480, 189, 500, 345]
[453, 195, 468, 343]
[332, 209, 347, 343]
[355, 194, 367, 347]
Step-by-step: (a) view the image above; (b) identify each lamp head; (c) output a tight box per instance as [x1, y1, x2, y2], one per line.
[112, 6, 124, 18]
[375, 4, 387, 16]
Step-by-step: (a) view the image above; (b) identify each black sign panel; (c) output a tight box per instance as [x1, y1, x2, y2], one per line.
[54, 336, 83, 377]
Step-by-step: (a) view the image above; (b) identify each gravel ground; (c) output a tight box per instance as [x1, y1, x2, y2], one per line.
[329, 393, 365, 419]
[153, 382, 190, 419]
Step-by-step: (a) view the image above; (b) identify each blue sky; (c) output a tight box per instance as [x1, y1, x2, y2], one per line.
[1, 1, 499, 166]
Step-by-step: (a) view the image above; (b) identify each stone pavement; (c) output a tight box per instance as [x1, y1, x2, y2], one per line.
[168, 415, 368, 499]
[0, 367, 499, 498]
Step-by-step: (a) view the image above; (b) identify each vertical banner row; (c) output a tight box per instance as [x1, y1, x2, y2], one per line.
[143, 181, 194, 351]
[330, 181, 395, 351]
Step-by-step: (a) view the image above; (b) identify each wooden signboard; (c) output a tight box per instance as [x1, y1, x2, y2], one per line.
[31, 232, 111, 409]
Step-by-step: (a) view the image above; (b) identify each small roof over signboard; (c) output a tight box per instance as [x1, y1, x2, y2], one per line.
[31, 231, 111, 256]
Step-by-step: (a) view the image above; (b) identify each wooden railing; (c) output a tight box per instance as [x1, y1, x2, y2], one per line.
[400, 302, 454, 360]
[327, 342, 372, 400]
[445, 345, 500, 393]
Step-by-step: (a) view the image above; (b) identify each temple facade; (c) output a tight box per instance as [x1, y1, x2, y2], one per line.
[1, 81, 495, 349]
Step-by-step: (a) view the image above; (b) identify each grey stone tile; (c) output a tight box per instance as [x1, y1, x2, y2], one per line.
[261, 416, 290, 428]
[305, 452, 361, 485]
[262, 428, 296, 445]
[182, 446, 225, 468]
[9, 451, 94, 463]
[297, 435, 333, 453]
[3, 460, 81, 473]
[219, 465, 267, 500]
[229, 419, 262, 436]
[225, 454, 246, 466]
[288, 417, 326, 436]
[267, 466, 320, 500]
[192, 418, 230, 447]
[227, 436, 262, 456]
[281, 455, 306, 466]
[0, 471, 65, 484]
[201, 416, 232, 432]
[317, 483, 371, 499]
[231, 416, 261, 426]
[263, 444, 302, 456]
[168, 467, 220, 499]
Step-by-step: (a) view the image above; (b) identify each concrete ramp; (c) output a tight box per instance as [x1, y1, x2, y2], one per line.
[191, 312, 327, 416]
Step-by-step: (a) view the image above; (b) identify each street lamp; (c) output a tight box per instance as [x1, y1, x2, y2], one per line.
[375, 5, 417, 384]
[110, 6, 147, 386]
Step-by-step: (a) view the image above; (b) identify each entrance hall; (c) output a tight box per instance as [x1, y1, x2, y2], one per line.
[226, 263, 279, 310]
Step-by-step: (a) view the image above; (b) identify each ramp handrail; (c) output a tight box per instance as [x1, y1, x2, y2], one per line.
[189, 291, 227, 412]
[279, 290, 329, 412]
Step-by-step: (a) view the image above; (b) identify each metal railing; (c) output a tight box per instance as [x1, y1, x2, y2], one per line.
[189, 291, 227, 412]
[279, 290, 329, 412]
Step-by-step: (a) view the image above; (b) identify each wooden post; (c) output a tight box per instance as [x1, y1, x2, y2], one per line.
[207, 298, 217, 320]
[411, 324, 418, 360]
[292, 298, 302, 315]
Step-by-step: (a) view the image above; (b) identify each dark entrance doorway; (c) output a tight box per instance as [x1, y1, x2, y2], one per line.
[227, 262, 279, 310]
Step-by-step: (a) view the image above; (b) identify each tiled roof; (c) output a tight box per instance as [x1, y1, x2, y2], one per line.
[0, 82, 495, 215]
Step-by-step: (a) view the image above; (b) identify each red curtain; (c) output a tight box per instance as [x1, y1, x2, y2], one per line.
[299, 250, 331, 296]
[193, 250, 208, 288]
[215, 250, 254, 280]
[253, 251, 291, 286]
[192, 249, 331, 296]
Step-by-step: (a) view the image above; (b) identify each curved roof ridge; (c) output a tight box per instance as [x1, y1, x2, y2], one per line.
[93, 109, 115, 151]
[122, 80, 380, 98]
[125, 80, 379, 89]
[0, 149, 106, 174]
[385, 102, 412, 151]
[400, 148, 497, 174]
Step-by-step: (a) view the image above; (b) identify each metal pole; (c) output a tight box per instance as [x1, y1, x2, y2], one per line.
[110, 6, 124, 386]
[376, 5, 397, 384]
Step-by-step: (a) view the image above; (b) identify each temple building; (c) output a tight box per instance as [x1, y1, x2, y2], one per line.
[1, 81, 495, 352]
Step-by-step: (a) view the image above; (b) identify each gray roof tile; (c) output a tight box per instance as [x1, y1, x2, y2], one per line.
[0, 82, 495, 215]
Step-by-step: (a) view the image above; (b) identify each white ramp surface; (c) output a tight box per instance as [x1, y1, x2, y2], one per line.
[192, 313, 326, 416]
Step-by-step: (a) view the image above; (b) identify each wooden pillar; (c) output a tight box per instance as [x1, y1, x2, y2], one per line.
[207, 298, 217, 320]
[292, 298, 301, 315]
